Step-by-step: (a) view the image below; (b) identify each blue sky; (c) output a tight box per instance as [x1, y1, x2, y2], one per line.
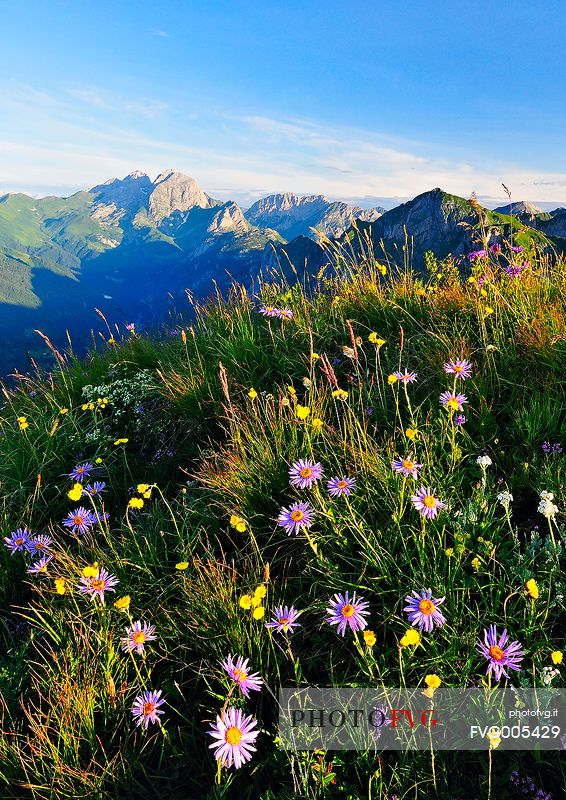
[1, 0, 565, 207]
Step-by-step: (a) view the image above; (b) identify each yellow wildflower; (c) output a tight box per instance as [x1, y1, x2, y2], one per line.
[114, 595, 131, 610]
[254, 584, 267, 600]
[445, 548, 454, 557]
[230, 514, 247, 533]
[416, 288, 427, 297]
[405, 427, 418, 440]
[387, 374, 397, 384]
[311, 352, 320, 360]
[296, 405, 310, 419]
[82, 562, 99, 578]
[332, 389, 348, 400]
[248, 388, 258, 400]
[17, 416, 29, 430]
[137, 483, 150, 494]
[114, 438, 129, 445]
[287, 385, 297, 398]
[551, 651, 563, 665]
[400, 628, 420, 647]
[252, 606, 266, 620]
[471, 557, 481, 571]
[487, 730, 501, 749]
[129, 497, 144, 509]
[311, 418, 324, 430]
[95, 457, 103, 464]
[468, 276, 476, 284]
[485, 306, 494, 315]
[525, 578, 539, 599]
[68, 483, 83, 501]
[175, 561, 189, 571]
[54, 578, 67, 595]
[425, 674, 441, 689]
[239, 594, 253, 610]
[363, 630, 377, 647]
[59, 408, 69, 415]
[250, 594, 262, 608]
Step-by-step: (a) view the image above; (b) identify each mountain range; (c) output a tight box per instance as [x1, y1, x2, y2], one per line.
[0, 169, 564, 375]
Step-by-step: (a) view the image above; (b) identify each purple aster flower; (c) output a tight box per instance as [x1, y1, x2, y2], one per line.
[454, 413, 467, 426]
[327, 475, 357, 497]
[208, 706, 258, 769]
[77, 567, 118, 604]
[504, 263, 526, 278]
[63, 507, 97, 535]
[443, 358, 473, 380]
[276, 308, 293, 320]
[258, 304, 279, 317]
[266, 605, 303, 634]
[393, 369, 418, 383]
[392, 458, 423, 479]
[289, 459, 324, 489]
[411, 487, 447, 520]
[477, 625, 525, 681]
[404, 588, 446, 632]
[220, 655, 263, 698]
[84, 482, 106, 496]
[131, 689, 165, 728]
[510, 245, 524, 253]
[26, 555, 53, 575]
[28, 534, 53, 559]
[277, 501, 315, 535]
[326, 591, 370, 636]
[439, 391, 468, 412]
[121, 620, 157, 655]
[4, 528, 33, 555]
[468, 249, 487, 262]
[125, 322, 135, 331]
[489, 243, 501, 254]
[68, 462, 94, 483]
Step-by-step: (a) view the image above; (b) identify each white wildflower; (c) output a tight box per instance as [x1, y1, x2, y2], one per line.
[497, 491, 513, 510]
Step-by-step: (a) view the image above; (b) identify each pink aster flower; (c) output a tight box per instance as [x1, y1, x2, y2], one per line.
[289, 459, 324, 489]
[326, 591, 370, 636]
[220, 655, 263, 698]
[208, 706, 258, 769]
[411, 487, 446, 520]
[77, 567, 118, 604]
[326, 476, 357, 497]
[393, 369, 418, 383]
[131, 689, 165, 728]
[439, 391, 468, 412]
[404, 588, 446, 632]
[477, 625, 525, 681]
[121, 620, 157, 655]
[443, 358, 473, 380]
[392, 457, 423, 479]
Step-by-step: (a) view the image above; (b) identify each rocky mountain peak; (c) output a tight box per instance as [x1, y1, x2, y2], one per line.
[149, 170, 216, 222]
[494, 200, 543, 217]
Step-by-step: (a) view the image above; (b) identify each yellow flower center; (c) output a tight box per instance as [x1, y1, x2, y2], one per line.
[15, 538, 24, 546]
[341, 603, 355, 618]
[447, 398, 459, 410]
[423, 496, 437, 508]
[133, 631, 146, 644]
[419, 599, 435, 615]
[225, 726, 242, 745]
[453, 365, 463, 373]
[91, 579, 105, 591]
[490, 646, 504, 662]
[233, 668, 248, 682]
[402, 460, 414, 470]
[337, 480, 348, 489]
[299, 467, 313, 478]
[290, 510, 304, 522]
[73, 515, 84, 526]
[143, 702, 155, 717]
[77, 467, 85, 474]
[279, 617, 290, 626]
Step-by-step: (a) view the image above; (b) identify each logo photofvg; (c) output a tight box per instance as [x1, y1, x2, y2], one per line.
[277, 688, 566, 751]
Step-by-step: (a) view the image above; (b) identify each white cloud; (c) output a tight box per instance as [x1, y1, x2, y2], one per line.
[0, 84, 565, 206]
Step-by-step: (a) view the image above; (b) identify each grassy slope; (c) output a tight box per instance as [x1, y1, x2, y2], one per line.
[0, 246, 565, 799]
